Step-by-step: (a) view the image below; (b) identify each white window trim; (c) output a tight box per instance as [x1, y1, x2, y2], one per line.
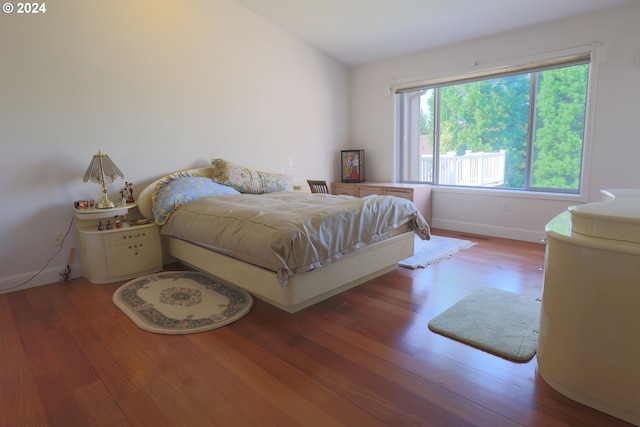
[393, 43, 603, 203]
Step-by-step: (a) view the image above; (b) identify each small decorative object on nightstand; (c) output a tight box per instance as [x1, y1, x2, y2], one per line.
[74, 202, 162, 284]
[121, 181, 135, 203]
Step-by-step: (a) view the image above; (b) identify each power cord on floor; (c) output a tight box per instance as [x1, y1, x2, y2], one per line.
[3, 216, 76, 292]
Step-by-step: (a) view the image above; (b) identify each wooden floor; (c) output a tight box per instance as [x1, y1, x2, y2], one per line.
[0, 229, 632, 427]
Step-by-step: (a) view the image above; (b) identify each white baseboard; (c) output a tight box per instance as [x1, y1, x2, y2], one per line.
[0, 263, 83, 294]
[431, 218, 547, 244]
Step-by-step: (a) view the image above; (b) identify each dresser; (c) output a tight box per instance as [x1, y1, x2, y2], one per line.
[538, 189, 640, 425]
[332, 182, 432, 224]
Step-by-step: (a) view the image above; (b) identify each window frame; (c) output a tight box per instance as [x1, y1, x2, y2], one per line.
[393, 44, 601, 201]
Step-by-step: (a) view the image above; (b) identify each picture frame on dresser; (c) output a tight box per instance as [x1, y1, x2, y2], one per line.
[341, 149, 365, 183]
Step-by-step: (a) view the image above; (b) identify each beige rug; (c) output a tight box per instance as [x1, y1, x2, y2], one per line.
[113, 271, 253, 334]
[428, 288, 541, 362]
[400, 235, 476, 269]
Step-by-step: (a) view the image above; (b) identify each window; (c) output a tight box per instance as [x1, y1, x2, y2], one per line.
[397, 51, 592, 194]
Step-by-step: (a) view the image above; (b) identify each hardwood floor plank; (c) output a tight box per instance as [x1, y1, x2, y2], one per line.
[189, 328, 371, 427]
[6, 285, 127, 427]
[253, 304, 520, 426]
[74, 380, 131, 427]
[215, 306, 391, 426]
[229, 310, 454, 426]
[80, 329, 229, 426]
[0, 295, 48, 427]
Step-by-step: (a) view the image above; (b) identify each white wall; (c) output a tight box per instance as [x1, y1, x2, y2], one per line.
[0, 0, 349, 292]
[350, 2, 640, 242]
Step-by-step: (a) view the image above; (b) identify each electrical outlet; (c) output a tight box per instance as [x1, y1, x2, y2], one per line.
[53, 232, 63, 246]
[501, 200, 509, 211]
[287, 157, 293, 167]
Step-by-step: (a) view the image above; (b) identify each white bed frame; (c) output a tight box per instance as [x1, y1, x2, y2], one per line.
[138, 167, 415, 313]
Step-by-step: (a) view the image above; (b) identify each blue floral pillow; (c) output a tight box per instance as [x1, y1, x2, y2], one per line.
[152, 173, 240, 224]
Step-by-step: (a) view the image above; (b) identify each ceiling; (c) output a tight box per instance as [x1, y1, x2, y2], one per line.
[233, 0, 636, 66]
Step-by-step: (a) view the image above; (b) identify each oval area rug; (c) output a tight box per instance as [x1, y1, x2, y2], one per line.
[113, 271, 253, 334]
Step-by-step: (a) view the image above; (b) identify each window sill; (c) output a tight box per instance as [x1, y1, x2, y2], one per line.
[430, 185, 585, 203]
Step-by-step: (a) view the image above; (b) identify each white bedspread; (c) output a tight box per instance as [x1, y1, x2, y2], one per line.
[160, 192, 430, 285]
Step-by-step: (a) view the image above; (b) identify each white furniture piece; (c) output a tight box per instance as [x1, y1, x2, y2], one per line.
[538, 189, 640, 426]
[138, 167, 419, 313]
[74, 203, 163, 284]
[332, 182, 432, 225]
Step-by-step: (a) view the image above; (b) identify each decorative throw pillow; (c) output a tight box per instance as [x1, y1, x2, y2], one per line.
[211, 158, 294, 194]
[152, 172, 240, 224]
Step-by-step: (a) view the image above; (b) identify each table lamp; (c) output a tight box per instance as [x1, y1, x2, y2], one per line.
[83, 150, 124, 209]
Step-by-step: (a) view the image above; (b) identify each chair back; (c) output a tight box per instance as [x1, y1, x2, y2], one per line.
[307, 180, 330, 194]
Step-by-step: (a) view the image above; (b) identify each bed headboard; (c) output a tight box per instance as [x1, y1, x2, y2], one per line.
[137, 167, 214, 220]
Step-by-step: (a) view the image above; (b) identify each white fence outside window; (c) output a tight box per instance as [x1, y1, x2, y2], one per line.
[420, 150, 506, 186]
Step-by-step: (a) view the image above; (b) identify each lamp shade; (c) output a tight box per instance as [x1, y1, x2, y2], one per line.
[83, 151, 124, 183]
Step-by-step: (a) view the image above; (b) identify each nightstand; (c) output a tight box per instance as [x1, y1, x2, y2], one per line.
[74, 202, 163, 284]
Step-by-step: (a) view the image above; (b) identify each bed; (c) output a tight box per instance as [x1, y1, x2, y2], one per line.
[138, 164, 430, 313]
